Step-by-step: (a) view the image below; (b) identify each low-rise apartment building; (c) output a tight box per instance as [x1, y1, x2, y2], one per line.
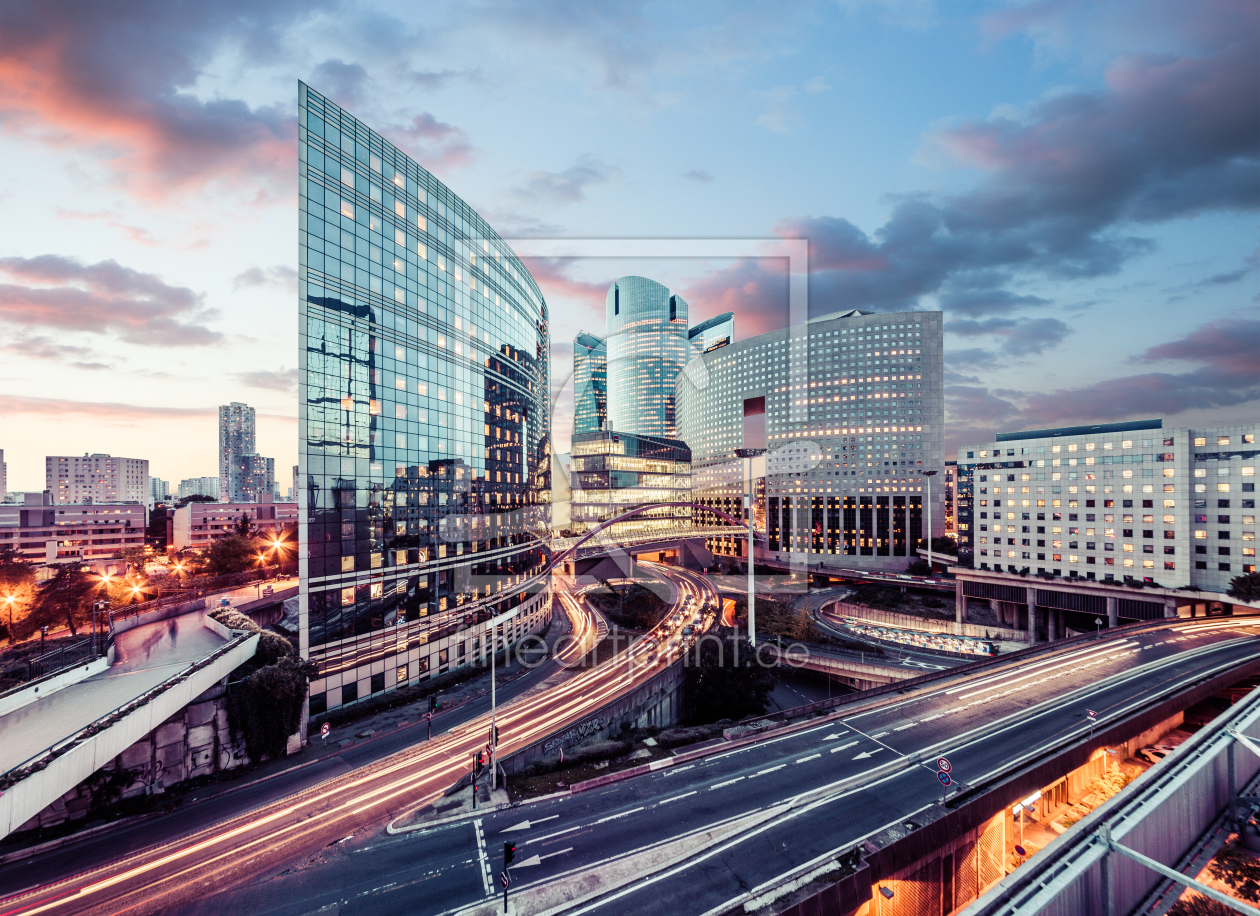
[172, 498, 299, 550]
[0, 494, 146, 567]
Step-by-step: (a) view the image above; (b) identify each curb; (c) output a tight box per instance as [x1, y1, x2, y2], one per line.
[0, 812, 162, 867]
[385, 789, 573, 835]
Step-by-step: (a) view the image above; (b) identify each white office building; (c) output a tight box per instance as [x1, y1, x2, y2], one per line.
[955, 420, 1258, 593]
[676, 309, 945, 571]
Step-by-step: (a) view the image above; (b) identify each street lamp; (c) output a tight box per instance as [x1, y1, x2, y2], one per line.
[735, 448, 766, 646]
[923, 470, 938, 576]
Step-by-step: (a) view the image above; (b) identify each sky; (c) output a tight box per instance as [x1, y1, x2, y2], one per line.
[0, 0, 1255, 492]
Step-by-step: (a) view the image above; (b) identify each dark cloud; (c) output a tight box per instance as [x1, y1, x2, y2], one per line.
[236, 368, 299, 392]
[945, 347, 997, 369]
[683, 169, 714, 183]
[1135, 317, 1260, 376]
[385, 113, 475, 170]
[945, 316, 1073, 355]
[0, 0, 318, 197]
[310, 59, 370, 109]
[0, 254, 221, 346]
[511, 156, 618, 206]
[765, 26, 1257, 317]
[937, 288, 1051, 317]
[232, 265, 299, 292]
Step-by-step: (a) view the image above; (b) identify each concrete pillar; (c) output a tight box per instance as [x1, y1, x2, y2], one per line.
[1027, 587, 1037, 647]
[1164, 597, 1178, 619]
[1107, 595, 1119, 629]
[955, 586, 966, 634]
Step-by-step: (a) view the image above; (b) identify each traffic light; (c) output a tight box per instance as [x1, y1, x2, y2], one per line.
[489, 724, 499, 747]
[429, 694, 438, 714]
[504, 841, 516, 867]
[474, 750, 487, 777]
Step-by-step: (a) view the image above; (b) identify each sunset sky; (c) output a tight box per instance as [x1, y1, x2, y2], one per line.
[0, 0, 1255, 492]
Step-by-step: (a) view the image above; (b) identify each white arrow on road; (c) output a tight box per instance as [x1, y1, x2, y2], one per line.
[854, 748, 885, 760]
[513, 847, 572, 867]
[501, 815, 559, 833]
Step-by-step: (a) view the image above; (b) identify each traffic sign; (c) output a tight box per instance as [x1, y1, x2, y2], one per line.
[937, 771, 952, 786]
[1087, 709, 1098, 720]
[500, 871, 511, 888]
[320, 722, 330, 738]
[1015, 844, 1027, 858]
[936, 757, 952, 773]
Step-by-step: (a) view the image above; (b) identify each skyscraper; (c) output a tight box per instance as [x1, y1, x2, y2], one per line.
[0, 449, 6, 502]
[298, 83, 552, 714]
[605, 276, 690, 438]
[572, 331, 607, 435]
[218, 402, 256, 503]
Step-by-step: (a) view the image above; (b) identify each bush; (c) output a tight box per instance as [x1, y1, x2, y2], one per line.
[227, 654, 319, 760]
[209, 607, 260, 632]
[255, 631, 296, 665]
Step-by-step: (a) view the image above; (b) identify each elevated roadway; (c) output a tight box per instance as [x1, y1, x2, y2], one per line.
[97, 614, 1260, 916]
[0, 564, 717, 916]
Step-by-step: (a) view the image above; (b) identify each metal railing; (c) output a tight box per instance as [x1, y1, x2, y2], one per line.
[24, 637, 98, 681]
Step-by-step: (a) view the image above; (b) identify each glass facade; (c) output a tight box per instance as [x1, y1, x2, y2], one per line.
[688, 311, 734, 355]
[605, 276, 690, 438]
[572, 331, 607, 435]
[297, 82, 553, 713]
[569, 431, 691, 540]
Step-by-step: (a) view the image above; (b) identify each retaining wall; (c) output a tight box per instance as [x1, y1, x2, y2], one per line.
[823, 601, 1027, 643]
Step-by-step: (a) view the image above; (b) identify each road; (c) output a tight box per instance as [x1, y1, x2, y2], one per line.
[0, 565, 717, 916]
[114, 616, 1260, 916]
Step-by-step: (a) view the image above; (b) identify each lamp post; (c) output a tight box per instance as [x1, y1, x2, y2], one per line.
[923, 470, 938, 576]
[735, 448, 766, 646]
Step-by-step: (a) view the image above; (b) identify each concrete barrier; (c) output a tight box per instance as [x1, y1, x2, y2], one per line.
[0, 658, 109, 717]
[823, 600, 1027, 643]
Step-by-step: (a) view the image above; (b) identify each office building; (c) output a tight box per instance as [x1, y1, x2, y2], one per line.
[605, 276, 690, 438]
[572, 331, 608, 435]
[676, 309, 945, 571]
[0, 449, 6, 502]
[954, 420, 1258, 592]
[943, 461, 957, 541]
[177, 477, 220, 501]
[172, 498, 300, 550]
[148, 477, 170, 508]
[46, 454, 149, 505]
[569, 431, 691, 541]
[688, 311, 734, 355]
[298, 83, 553, 714]
[0, 496, 145, 567]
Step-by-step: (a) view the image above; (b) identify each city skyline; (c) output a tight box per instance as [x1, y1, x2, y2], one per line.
[0, 1, 1254, 491]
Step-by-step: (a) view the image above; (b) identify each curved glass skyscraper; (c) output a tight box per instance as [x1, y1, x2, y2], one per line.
[298, 83, 552, 714]
[572, 331, 607, 434]
[605, 276, 689, 438]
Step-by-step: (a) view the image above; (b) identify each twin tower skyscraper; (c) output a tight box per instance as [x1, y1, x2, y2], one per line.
[572, 276, 733, 441]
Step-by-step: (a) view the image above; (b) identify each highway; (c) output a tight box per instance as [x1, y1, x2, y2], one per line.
[0, 565, 716, 916]
[107, 616, 1260, 916]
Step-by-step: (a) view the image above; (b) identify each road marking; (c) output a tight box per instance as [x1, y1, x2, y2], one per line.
[1144, 645, 1153, 650]
[830, 741, 859, 754]
[660, 791, 697, 805]
[921, 713, 944, 722]
[524, 824, 585, 846]
[854, 748, 884, 760]
[822, 733, 848, 740]
[754, 765, 786, 776]
[711, 777, 746, 790]
[474, 819, 492, 897]
[796, 754, 821, 763]
[870, 731, 890, 739]
[596, 806, 644, 823]
[893, 722, 917, 732]
[501, 815, 559, 833]
[663, 764, 695, 776]
[513, 847, 574, 868]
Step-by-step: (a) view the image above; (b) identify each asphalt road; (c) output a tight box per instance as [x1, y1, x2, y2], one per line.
[123, 616, 1260, 916]
[0, 566, 716, 916]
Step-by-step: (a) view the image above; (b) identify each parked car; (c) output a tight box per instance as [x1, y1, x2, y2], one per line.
[1137, 745, 1176, 764]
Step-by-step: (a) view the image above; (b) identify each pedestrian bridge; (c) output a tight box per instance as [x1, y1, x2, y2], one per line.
[0, 612, 257, 839]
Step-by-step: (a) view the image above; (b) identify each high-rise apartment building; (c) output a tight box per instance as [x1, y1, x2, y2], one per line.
[0, 449, 6, 501]
[572, 331, 608, 435]
[688, 312, 734, 355]
[605, 276, 690, 438]
[46, 454, 149, 505]
[955, 420, 1258, 592]
[298, 83, 552, 714]
[147, 477, 169, 508]
[676, 309, 945, 571]
[219, 402, 256, 502]
[177, 477, 220, 501]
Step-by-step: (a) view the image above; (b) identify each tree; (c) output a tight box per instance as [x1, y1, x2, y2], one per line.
[0, 546, 37, 642]
[206, 535, 258, 576]
[113, 546, 149, 574]
[1227, 572, 1260, 604]
[174, 493, 216, 509]
[235, 513, 253, 537]
[684, 633, 778, 724]
[906, 558, 931, 576]
[31, 566, 97, 637]
[227, 654, 319, 760]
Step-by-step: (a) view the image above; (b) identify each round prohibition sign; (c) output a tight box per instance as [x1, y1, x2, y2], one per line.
[320, 722, 331, 737]
[936, 757, 952, 773]
[937, 771, 952, 787]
